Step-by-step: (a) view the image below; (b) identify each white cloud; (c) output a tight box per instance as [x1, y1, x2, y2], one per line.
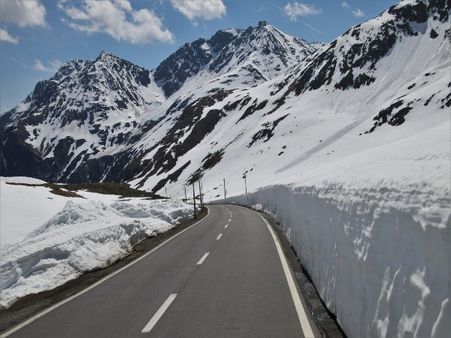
[58, 0, 174, 44]
[0, 28, 19, 44]
[33, 59, 63, 72]
[170, 0, 226, 22]
[0, 0, 46, 27]
[352, 9, 365, 17]
[341, 1, 350, 8]
[283, 2, 321, 21]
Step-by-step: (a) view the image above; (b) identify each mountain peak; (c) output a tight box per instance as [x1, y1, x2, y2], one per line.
[96, 50, 119, 63]
[154, 22, 316, 96]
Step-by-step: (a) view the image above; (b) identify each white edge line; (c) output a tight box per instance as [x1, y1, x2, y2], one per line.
[256, 212, 315, 338]
[0, 208, 211, 338]
[216, 233, 223, 240]
[141, 293, 177, 333]
[196, 252, 210, 265]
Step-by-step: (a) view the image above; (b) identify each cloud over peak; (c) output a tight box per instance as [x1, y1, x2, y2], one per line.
[352, 9, 365, 18]
[0, 0, 47, 28]
[170, 0, 226, 22]
[59, 0, 174, 44]
[0, 0, 47, 44]
[283, 2, 321, 21]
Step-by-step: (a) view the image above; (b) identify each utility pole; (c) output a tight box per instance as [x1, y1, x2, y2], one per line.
[200, 177, 204, 206]
[198, 179, 203, 209]
[223, 178, 227, 200]
[243, 173, 248, 195]
[184, 186, 187, 202]
[192, 182, 197, 218]
[164, 186, 167, 199]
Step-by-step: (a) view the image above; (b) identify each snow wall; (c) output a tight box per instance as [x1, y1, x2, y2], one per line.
[228, 183, 450, 338]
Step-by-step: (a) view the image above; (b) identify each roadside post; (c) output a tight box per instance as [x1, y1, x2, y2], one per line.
[192, 183, 197, 218]
[223, 178, 227, 200]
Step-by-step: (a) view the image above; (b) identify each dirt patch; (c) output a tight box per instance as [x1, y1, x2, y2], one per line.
[5, 181, 162, 199]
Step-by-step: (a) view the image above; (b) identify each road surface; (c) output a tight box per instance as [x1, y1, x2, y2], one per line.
[2, 204, 315, 338]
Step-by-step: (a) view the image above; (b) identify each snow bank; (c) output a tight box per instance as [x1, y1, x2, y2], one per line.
[0, 177, 73, 245]
[0, 177, 131, 246]
[0, 198, 191, 309]
[230, 182, 450, 338]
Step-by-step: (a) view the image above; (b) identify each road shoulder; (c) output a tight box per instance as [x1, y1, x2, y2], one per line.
[237, 205, 347, 338]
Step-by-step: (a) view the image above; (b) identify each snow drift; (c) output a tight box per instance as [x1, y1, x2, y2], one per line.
[229, 181, 450, 338]
[0, 198, 191, 309]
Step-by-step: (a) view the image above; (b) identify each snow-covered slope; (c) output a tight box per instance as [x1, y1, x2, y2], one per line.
[0, 177, 192, 309]
[129, 0, 449, 198]
[0, 22, 315, 183]
[154, 21, 315, 96]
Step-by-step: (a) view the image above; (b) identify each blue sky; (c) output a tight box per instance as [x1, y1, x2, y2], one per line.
[0, 0, 398, 112]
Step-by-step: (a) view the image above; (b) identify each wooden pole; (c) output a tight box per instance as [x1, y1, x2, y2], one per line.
[198, 179, 203, 209]
[223, 178, 226, 200]
[244, 173, 248, 195]
[192, 183, 197, 218]
[184, 186, 187, 202]
[200, 177, 204, 206]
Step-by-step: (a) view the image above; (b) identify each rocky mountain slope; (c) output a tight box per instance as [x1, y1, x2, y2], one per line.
[2, 0, 448, 192]
[0, 21, 316, 183]
[0, 52, 165, 181]
[127, 0, 450, 195]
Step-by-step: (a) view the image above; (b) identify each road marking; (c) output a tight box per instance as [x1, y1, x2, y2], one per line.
[0, 208, 211, 338]
[142, 293, 177, 333]
[216, 233, 223, 240]
[224, 224, 229, 229]
[256, 212, 315, 338]
[228, 217, 232, 222]
[196, 252, 210, 265]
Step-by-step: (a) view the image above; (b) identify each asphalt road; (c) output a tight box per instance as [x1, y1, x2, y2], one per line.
[2, 204, 316, 338]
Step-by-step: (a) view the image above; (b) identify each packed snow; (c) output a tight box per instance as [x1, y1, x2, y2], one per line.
[228, 179, 450, 338]
[0, 178, 192, 309]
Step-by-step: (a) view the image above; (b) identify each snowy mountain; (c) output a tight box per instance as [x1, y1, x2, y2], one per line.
[154, 21, 315, 96]
[0, 0, 450, 337]
[126, 0, 450, 195]
[1, 1, 447, 190]
[0, 51, 166, 181]
[0, 21, 316, 183]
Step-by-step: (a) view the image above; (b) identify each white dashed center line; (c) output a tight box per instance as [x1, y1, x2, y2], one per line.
[196, 252, 210, 265]
[216, 233, 223, 240]
[142, 293, 177, 333]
